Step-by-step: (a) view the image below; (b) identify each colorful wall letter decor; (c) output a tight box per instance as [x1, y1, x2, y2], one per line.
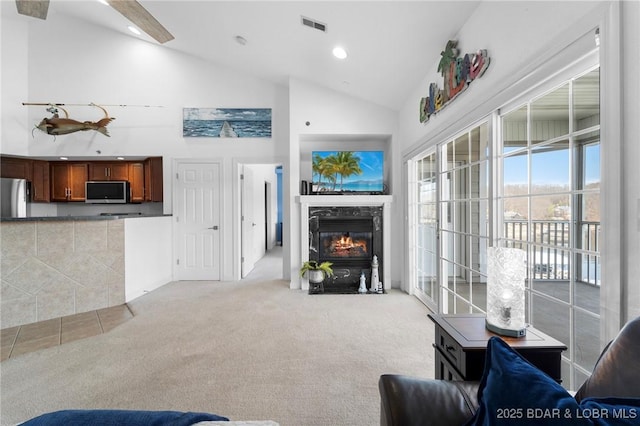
[419, 40, 490, 123]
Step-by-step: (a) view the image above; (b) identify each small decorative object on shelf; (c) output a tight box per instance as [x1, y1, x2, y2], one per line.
[358, 272, 368, 293]
[370, 255, 380, 293]
[486, 247, 527, 337]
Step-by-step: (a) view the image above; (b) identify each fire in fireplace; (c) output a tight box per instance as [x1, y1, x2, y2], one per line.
[320, 231, 371, 259]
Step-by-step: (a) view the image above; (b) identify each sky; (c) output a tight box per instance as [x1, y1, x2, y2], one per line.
[183, 108, 271, 121]
[503, 144, 600, 186]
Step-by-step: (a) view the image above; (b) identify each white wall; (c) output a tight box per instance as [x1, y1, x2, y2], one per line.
[398, 1, 604, 153]
[124, 216, 172, 301]
[0, 5, 29, 155]
[286, 78, 401, 289]
[621, 0, 640, 320]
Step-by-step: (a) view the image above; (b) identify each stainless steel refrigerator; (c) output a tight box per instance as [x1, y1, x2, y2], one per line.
[0, 178, 30, 218]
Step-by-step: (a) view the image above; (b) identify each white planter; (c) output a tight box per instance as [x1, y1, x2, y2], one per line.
[307, 269, 325, 294]
[308, 269, 325, 284]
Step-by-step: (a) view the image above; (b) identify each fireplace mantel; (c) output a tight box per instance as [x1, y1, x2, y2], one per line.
[296, 195, 393, 291]
[297, 195, 393, 206]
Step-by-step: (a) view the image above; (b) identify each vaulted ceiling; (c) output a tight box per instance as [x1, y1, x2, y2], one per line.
[13, 1, 482, 111]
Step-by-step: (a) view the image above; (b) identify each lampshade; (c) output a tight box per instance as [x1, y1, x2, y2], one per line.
[486, 247, 527, 337]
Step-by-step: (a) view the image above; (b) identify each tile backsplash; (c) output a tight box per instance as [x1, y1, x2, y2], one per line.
[1, 220, 125, 329]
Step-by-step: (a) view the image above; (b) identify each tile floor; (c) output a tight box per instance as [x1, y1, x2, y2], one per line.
[1, 304, 133, 362]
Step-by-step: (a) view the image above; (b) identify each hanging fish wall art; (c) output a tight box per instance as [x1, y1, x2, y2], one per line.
[23, 102, 115, 138]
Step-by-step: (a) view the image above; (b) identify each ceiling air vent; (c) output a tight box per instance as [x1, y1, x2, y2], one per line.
[301, 16, 327, 33]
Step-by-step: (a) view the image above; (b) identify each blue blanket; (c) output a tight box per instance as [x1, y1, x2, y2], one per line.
[19, 409, 229, 426]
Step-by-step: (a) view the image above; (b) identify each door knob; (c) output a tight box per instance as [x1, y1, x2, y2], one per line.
[207, 226, 219, 230]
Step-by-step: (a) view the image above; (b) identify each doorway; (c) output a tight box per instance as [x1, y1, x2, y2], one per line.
[238, 162, 283, 279]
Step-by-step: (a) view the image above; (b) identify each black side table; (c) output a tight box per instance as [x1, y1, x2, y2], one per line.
[429, 313, 567, 383]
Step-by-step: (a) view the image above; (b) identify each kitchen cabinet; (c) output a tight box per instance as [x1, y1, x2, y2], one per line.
[88, 162, 129, 181]
[1, 156, 31, 180]
[144, 157, 163, 202]
[2, 155, 162, 204]
[31, 160, 50, 202]
[128, 162, 145, 202]
[50, 163, 88, 201]
[1, 156, 48, 202]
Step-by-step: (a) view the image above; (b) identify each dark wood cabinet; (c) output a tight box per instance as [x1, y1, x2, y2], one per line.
[50, 164, 68, 201]
[2, 155, 162, 204]
[50, 162, 88, 201]
[1, 156, 32, 180]
[88, 162, 129, 181]
[429, 313, 567, 383]
[128, 162, 145, 202]
[31, 160, 50, 202]
[144, 157, 163, 202]
[1, 157, 49, 202]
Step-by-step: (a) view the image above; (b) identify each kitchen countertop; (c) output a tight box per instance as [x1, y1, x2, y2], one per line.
[0, 213, 172, 222]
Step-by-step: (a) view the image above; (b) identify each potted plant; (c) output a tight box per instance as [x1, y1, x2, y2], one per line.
[300, 260, 334, 284]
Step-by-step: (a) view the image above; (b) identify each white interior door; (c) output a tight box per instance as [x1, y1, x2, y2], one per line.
[241, 167, 256, 277]
[265, 181, 273, 250]
[176, 162, 221, 280]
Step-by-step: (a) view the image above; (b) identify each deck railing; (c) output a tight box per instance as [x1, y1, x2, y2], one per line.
[504, 220, 600, 285]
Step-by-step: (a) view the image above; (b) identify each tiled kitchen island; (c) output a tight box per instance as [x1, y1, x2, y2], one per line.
[1, 214, 172, 329]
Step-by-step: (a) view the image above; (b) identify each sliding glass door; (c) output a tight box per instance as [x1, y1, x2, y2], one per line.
[439, 123, 491, 314]
[411, 150, 438, 310]
[410, 122, 491, 313]
[498, 67, 601, 388]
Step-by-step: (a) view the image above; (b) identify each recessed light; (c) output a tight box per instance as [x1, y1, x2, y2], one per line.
[116, 157, 125, 160]
[59, 156, 68, 160]
[128, 26, 141, 36]
[332, 46, 347, 60]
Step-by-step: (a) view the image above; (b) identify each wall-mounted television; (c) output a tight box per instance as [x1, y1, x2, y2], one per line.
[311, 150, 385, 194]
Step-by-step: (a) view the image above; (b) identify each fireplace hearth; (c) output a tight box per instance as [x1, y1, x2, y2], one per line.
[309, 206, 383, 294]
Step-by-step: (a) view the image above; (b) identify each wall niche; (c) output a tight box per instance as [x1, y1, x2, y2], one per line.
[298, 134, 392, 196]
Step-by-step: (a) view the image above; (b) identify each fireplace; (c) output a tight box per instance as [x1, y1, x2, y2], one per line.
[309, 206, 383, 293]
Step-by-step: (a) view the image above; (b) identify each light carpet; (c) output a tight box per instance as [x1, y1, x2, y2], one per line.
[0, 248, 434, 426]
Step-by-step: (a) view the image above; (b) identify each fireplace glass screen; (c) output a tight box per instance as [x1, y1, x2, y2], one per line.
[319, 231, 372, 259]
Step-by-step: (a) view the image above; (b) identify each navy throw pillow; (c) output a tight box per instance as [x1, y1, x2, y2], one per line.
[19, 409, 229, 426]
[466, 336, 640, 425]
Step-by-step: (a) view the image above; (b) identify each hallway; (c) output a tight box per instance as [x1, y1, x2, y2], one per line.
[242, 246, 284, 282]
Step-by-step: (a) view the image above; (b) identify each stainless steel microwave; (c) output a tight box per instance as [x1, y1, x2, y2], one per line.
[85, 181, 130, 203]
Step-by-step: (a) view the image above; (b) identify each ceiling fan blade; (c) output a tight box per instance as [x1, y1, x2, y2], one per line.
[107, 0, 174, 44]
[15, 0, 50, 20]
